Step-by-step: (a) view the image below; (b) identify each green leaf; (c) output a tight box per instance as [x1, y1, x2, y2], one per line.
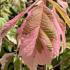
[7, 27, 17, 44]
[0, 18, 6, 27]
[2, 38, 15, 52]
[60, 48, 70, 70]
[14, 56, 22, 70]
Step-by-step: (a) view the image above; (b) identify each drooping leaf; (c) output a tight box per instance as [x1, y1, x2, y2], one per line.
[49, 0, 70, 27]
[50, 8, 66, 51]
[0, 0, 39, 51]
[0, 11, 24, 51]
[18, 1, 66, 70]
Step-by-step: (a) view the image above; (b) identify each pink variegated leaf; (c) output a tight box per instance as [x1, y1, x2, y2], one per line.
[0, 11, 24, 51]
[57, 0, 68, 10]
[0, 0, 38, 51]
[50, 8, 66, 53]
[17, 1, 66, 70]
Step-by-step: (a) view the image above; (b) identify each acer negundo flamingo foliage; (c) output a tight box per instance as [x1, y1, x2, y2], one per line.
[0, 0, 70, 70]
[57, 0, 68, 10]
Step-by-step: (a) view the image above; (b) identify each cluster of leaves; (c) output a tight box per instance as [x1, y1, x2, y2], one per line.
[0, 0, 29, 70]
[0, 0, 70, 70]
[0, 0, 27, 20]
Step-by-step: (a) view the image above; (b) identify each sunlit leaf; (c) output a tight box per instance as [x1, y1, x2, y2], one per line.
[49, 0, 70, 27]
[7, 27, 17, 44]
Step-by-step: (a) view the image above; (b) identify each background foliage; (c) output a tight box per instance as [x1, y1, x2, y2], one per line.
[0, 0, 70, 70]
